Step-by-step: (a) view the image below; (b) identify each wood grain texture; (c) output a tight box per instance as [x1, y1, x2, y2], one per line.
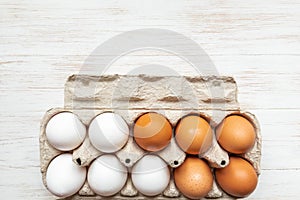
[0, 0, 300, 199]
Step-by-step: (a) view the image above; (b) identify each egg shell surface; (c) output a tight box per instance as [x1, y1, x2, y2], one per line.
[46, 153, 87, 198]
[175, 115, 213, 155]
[174, 157, 213, 199]
[131, 154, 170, 196]
[215, 156, 258, 197]
[88, 112, 129, 153]
[134, 113, 172, 152]
[216, 115, 256, 154]
[46, 112, 86, 151]
[87, 154, 128, 196]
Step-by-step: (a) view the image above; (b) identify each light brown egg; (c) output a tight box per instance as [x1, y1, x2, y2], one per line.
[215, 156, 258, 197]
[174, 157, 213, 199]
[175, 115, 213, 155]
[216, 115, 256, 154]
[133, 112, 172, 152]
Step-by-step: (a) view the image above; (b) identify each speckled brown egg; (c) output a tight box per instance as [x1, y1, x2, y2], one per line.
[215, 156, 258, 198]
[175, 115, 213, 155]
[174, 157, 213, 199]
[216, 115, 256, 154]
[134, 112, 172, 152]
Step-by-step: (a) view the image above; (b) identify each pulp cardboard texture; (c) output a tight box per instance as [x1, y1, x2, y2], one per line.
[40, 74, 262, 199]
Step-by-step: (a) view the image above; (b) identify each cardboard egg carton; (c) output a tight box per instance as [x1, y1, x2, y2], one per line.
[40, 74, 261, 199]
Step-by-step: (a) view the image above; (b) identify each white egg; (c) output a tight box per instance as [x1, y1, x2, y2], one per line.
[88, 112, 129, 153]
[46, 153, 87, 198]
[132, 155, 170, 196]
[88, 154, 128, 196]
[46, 112, 86, 151]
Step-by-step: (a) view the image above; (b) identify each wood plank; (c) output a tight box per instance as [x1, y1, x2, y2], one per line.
[1, 54, 300, 110]
[1, 0, 300, 56]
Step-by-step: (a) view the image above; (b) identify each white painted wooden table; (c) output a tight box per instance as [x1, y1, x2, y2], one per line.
[1, 0, 299, 199]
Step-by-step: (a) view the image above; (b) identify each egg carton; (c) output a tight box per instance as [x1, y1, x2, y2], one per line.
[40, 74, 262, 199]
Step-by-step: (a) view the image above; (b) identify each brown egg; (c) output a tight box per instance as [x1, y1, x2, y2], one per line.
[215, 156, 258, 197]
[134, 112, 172, 152]
[175, 115, 213, 155]
[174, 157, 213, 199]
[216, 115, 256, 154]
